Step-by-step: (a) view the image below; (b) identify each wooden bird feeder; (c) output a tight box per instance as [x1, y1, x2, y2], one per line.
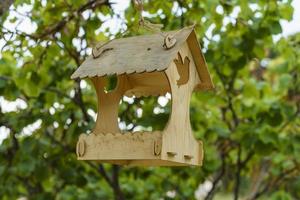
[71, 26, 214, 166]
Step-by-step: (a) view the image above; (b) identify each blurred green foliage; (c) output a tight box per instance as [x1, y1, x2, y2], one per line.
[0, 0, 299, 200]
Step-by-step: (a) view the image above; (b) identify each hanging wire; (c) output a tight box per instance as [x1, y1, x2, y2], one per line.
[134, 0, 165, 36]
[92, 0, 188, 58]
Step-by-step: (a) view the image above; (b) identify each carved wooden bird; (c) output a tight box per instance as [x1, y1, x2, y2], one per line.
[174, 52, 190, 86]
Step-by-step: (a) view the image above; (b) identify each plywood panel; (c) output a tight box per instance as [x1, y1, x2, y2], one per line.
[77, 131, 162, 160]
[161, 42, 203, 166]
[71, 28, 193, 79]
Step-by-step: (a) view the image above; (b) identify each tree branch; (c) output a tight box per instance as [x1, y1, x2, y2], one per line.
[0, 0, 14, 17]
[112, 165, 125, 200]
[250, 165, 298, 199]
[1, 0, 109, 41]
[34, 0, 109, 40]
[205, 153, 226, 200]
[73, 79, 90, 122]
[233, 145, 242, 200]
[88, 163, 125, 200]
[98, 164, 114, 187]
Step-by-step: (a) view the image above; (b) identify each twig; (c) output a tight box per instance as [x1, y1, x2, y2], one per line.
[251, 166, 298, 199]
[73, 79, 90, 122]
[205, 153, 226, 200]
[98, 164, 114, 187]
[89, 163, 125, 200]
[112, 165, 125, 200]
[0, 0, 109, 41]
[233, 145, 242, 200]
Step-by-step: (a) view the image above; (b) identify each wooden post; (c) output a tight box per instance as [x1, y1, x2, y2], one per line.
[91, 75, 129, 134]
[161, 42, 203, 165]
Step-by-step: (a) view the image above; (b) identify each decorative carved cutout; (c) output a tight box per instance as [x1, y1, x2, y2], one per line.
[76, 139, 86, 157]
[92, 47, 114, 59]
[163, 34, 177, 49]
[184, 155, 193, 160]
[174, 52, 190, 86]
[153, 139, 162, 156]
[104, 75, 118, 93]
[167, 152, 177, 156]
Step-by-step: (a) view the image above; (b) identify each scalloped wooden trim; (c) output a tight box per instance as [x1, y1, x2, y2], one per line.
[77, 131, 162, 160]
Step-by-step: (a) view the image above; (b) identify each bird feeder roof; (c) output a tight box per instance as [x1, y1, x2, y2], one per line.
[71, 26, 214, 90]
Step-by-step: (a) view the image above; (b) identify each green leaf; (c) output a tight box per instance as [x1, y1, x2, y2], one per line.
[0, 79, 6, 88]
[270, 21, 282, 35]
[270, 190, 293, 200]
[279, 5, 294, 21]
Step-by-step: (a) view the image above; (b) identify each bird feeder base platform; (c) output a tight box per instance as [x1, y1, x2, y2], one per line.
[76, 131, 203, 166]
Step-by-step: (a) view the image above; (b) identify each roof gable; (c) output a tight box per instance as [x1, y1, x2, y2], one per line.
[71, 26, 214, 90]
